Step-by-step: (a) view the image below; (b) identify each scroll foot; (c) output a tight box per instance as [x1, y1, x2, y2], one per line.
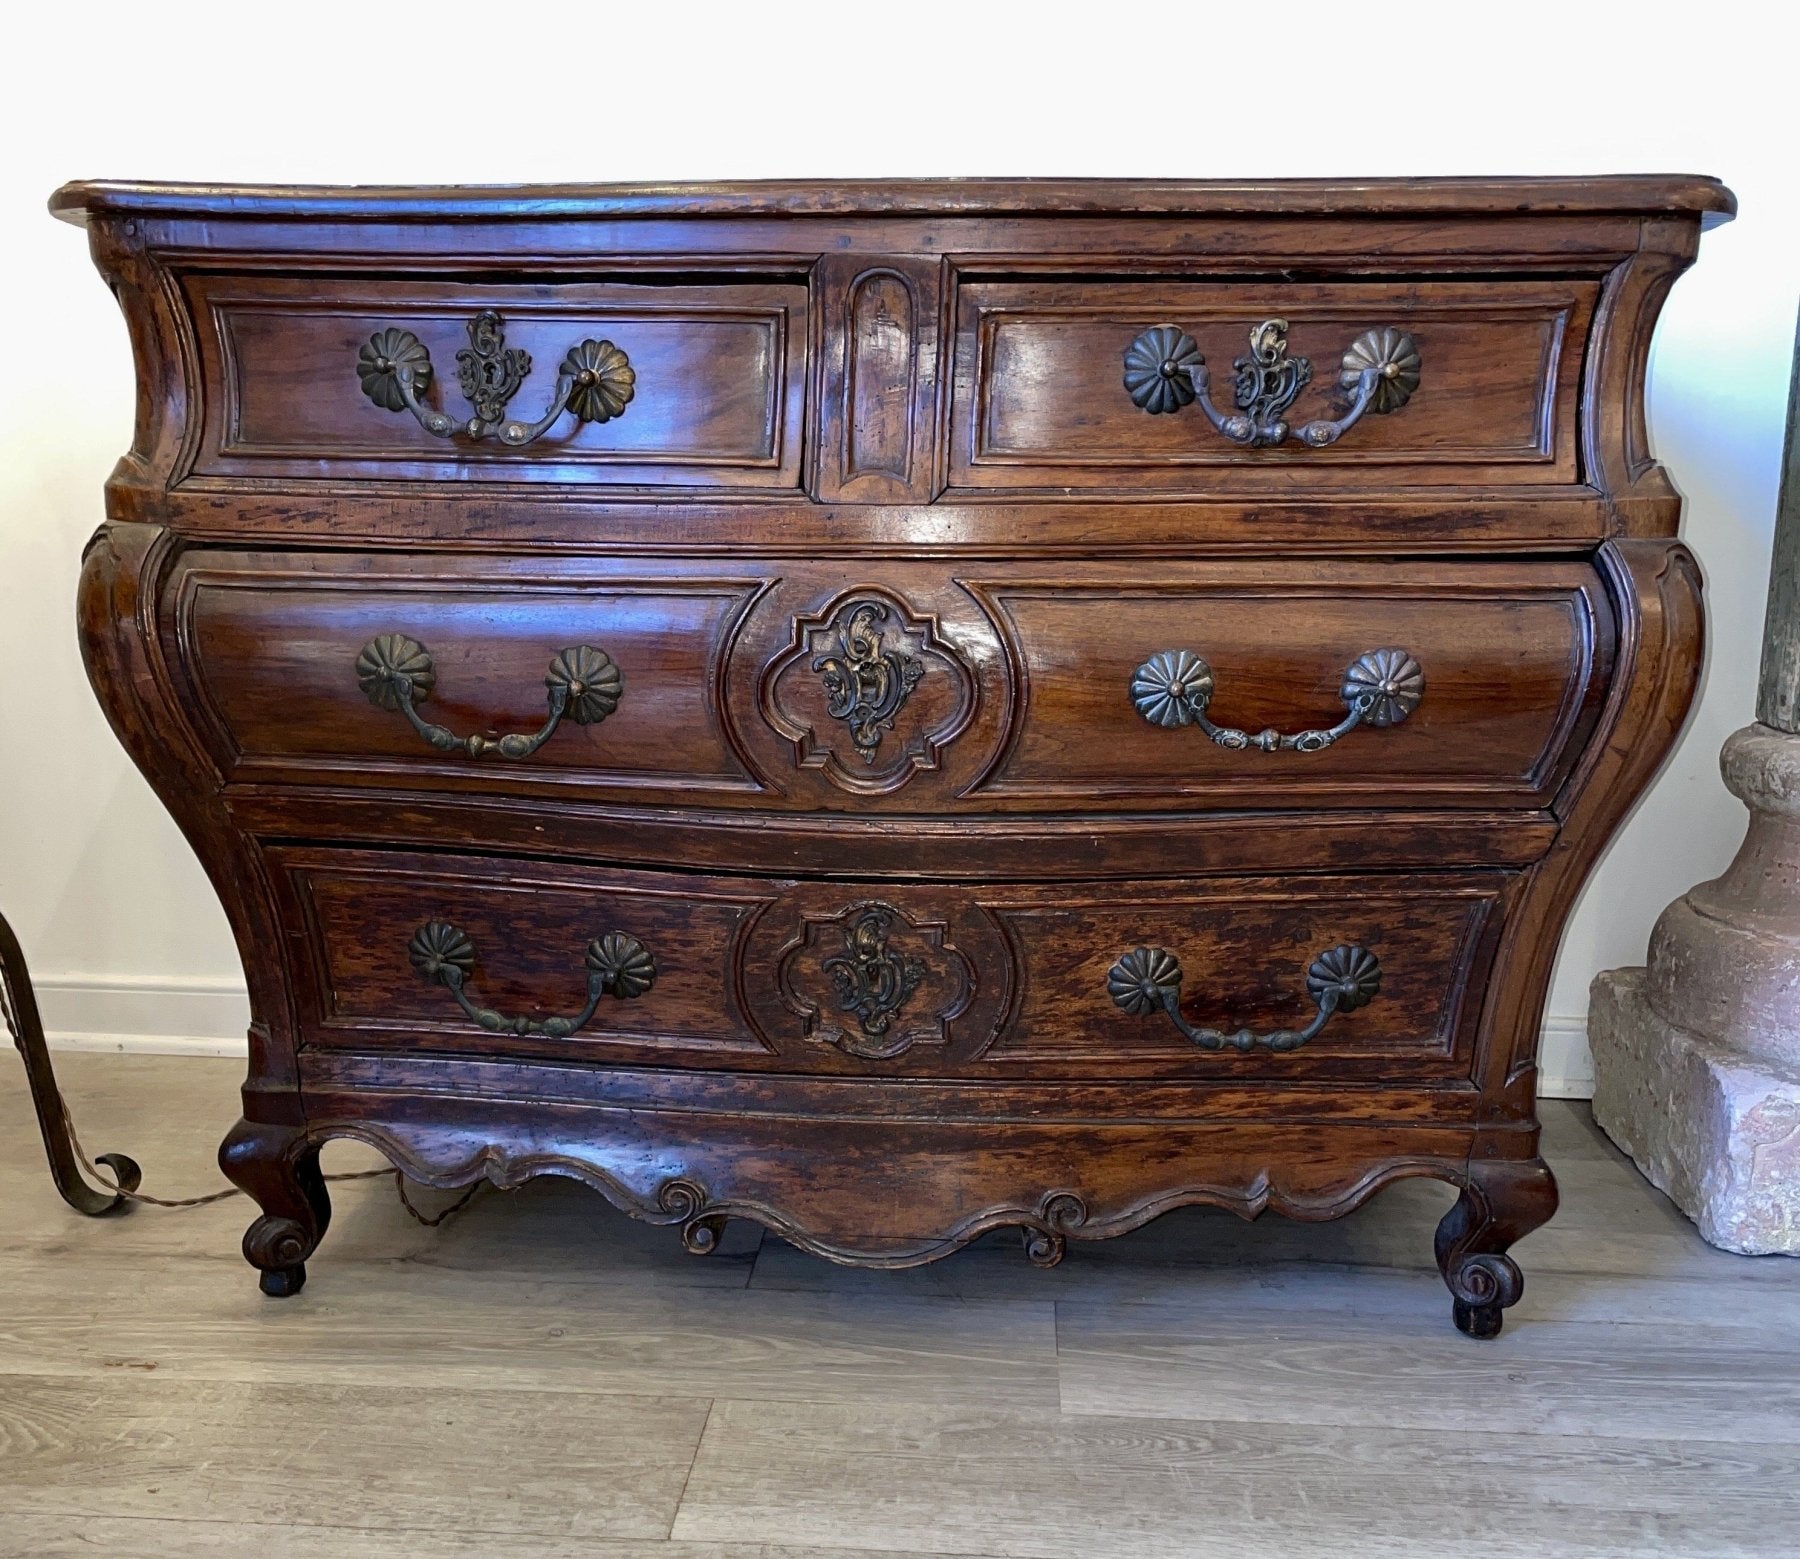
[1434, 1157, 1558, 1339]
[220, 1118, 331, 1299]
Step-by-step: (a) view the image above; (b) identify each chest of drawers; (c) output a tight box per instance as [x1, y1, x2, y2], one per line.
[54, 175, 1732, 1335]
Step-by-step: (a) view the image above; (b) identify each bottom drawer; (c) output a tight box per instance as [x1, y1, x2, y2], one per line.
[272, 847, 1516, 1084]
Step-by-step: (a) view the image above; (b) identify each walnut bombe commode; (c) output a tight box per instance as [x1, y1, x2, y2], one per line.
[53, 175, 1731, 1336]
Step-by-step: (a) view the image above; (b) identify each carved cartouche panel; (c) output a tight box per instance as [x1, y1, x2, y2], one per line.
[776, 899, 974, 1060]
[735, 885, 1016, 1066]
[760, 589, 978, 794]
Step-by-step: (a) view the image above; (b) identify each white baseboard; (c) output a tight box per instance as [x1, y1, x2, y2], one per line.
[28, 974, 1602, 1099]
[1536, 1015, 1595, 1099]
[43, 1031, 249, 1059]
[35, 974, 250, 1060]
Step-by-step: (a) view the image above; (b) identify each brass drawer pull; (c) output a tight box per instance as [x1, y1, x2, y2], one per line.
[1124, 319, 1420, 448]
[409, 921, 656, 1038]
[356, 635, 621, 760]
[356, 309, 635, 446]
[1107, 943, 1381, 1052]
[1130, 647, 1422, 752]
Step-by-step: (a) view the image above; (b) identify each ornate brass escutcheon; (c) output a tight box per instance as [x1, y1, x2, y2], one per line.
[1123, 318, 1420, 448]
[1106, 943, 1382, 1052]
[811, 600, 925, 762]
[356, 308, 636, 446]
[821, 904, 926, 1054]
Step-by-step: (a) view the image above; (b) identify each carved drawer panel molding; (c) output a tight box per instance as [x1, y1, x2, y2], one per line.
[284, 851, 775, 1062]
[756, 587, 982, 795]
[950, 278, 1595, 493]
[962, 559, 1610, 811]
[770, 897, 989, 1061]
[987, 872, 1510, 1075]
[167, 551, 770, 804]
[184, 273, 808, 489]
[813, 256, 943, 502]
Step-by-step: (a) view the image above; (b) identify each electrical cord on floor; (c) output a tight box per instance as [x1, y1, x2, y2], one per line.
[60, 1100, 486, 1228]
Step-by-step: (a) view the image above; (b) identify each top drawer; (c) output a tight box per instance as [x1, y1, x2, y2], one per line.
[181, 273, 808, 490]
[949, 278, 1597, 493]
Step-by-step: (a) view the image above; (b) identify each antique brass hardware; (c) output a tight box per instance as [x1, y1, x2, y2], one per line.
[1123, 319, 1420, 447]
[356, 635, 621, 759]
[821, 903, 926, 1051]
[811, 600, 925, 762]
[408, 921, 656, 1038]
[1129, 647, 1423, 752]
[356, 309, 635, 445]
[1106, 943, 1381, 1052]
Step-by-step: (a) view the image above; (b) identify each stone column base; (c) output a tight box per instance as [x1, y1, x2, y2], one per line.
[1590, 967, 1800, 1254]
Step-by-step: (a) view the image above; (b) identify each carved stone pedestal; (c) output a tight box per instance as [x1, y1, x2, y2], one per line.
[1590, 724, 1800, 1254]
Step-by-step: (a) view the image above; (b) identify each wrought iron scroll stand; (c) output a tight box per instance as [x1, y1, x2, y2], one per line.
[2, 903, 473, 1227]
[1, 904, 141, 1215]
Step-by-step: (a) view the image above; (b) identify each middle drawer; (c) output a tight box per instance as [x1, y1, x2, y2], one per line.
[170, 551, 1610, 814]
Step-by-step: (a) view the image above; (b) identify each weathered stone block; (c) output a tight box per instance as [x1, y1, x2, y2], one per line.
[1590, 967, 1800, 1255]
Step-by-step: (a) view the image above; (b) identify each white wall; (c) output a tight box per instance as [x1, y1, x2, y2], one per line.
[3, 3, 1794, 1089]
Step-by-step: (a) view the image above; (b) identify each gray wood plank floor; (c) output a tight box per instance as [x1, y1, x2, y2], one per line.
[2, 1051, 1796, 1558]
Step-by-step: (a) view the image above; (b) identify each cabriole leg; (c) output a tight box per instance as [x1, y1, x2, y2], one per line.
[1434, 1158, 1558, 1339]
[219, 1117, 331, 1297]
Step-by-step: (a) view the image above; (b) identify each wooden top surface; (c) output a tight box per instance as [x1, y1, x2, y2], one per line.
[50, 174, 1737, 225]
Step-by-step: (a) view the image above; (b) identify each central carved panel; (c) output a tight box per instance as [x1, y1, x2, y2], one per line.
[760, 589, 977, 794]
[776, 899, 977, 1060]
